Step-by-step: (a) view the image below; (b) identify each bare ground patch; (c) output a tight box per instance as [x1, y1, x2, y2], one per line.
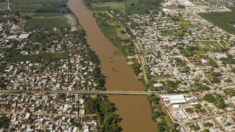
[106, 33, 117, 38]
[117, 32, 129, 40]
[64, 14, 77, 31]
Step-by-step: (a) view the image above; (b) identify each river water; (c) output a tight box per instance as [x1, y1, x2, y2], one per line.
[67, 0, 157, 131]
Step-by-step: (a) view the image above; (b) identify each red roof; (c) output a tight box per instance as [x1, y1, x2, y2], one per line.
[232, 113, 235, 118]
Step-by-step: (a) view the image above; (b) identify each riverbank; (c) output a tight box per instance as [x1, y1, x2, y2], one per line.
[67, 0, 157, 131]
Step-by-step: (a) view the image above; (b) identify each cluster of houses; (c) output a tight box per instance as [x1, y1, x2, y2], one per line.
[158, 90, 235, 132]
[0, 92, 98, 132]
[1, 28, 101, 91]
[110, 6, 235, 92]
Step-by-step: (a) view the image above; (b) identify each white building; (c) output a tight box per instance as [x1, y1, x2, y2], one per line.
[18, 34, 30, 39]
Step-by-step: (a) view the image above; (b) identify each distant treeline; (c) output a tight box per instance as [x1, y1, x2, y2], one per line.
[11, 0, 70, 13]
[84, 0, 162, 14]
[84, 0, 123, 8]
[125, 0, 162, 14]
[198, 7, 235, 34]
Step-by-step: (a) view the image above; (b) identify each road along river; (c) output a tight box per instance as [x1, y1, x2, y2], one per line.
[67, 0, 157, 131]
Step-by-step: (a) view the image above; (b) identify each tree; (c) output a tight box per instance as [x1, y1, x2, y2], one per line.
[0, 116, 10, 128]
[195, 104, 202, 109]
[84, 98, 96, 114]
[204, 122, 213, 127]
[204, 94, 215, 103]
[213, 95, 226, 109]
[203, 129, 209, 132]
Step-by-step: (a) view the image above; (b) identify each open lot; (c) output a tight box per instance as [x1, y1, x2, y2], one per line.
[198, 7, 235, 34]
[25, 18, 70, 29]
[178, 16, 195, 28]
[91, 2, 123, 10]
[194, 41, 223, 51]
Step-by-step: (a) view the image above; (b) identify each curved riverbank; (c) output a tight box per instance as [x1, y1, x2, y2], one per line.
[67, 0, 157, 131]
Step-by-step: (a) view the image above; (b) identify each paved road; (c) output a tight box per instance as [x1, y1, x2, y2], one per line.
[1, 90, 160, 95]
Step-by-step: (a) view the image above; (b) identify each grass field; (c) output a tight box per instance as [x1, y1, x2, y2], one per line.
[33, 13, 63, 17]
[198, 7, 235, 34]
[190, 41, 223, 55]
[10, 0, 63, 4]
[194, 41, 223, 50]
[25, 18, 69, 29]
[91, 2, 123, 10]
[178, 16, 195, 28]
[0, 2, 7, 9]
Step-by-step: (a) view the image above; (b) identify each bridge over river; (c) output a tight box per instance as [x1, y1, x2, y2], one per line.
[1, 90, 162, 95]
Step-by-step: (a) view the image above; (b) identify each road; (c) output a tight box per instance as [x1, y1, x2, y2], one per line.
[1, 90, 159, 95]
[135, 40, 149, 84]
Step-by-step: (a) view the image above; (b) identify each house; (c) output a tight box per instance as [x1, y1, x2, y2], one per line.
[215, 53, 227, 60]
[201, 59, 208, 64]
[153, 83, 163, 87]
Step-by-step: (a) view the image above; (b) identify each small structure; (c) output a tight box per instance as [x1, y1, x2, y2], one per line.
[173, 104, 180, 108]
[153, 83, 163, 87]
[201, 59, 208, 64]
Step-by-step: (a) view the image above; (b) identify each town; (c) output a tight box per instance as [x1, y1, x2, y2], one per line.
[1, 0, 235, 131]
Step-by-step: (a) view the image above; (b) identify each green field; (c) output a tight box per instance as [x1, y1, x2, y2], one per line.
[190, 41, 223, 55]
[4, 53, 69, 63]
[178, 16, 195, 28]
[194, 41, 223, 50]
[0, 2, 7, 8]
[198, 7, 235, 34]
[125, 0, 162, 14]
[91, 2, 123, 10]
[10, 0, 63, 4]
[33, 13, 63, 17]
[25, 18, 69, 29]
[161, 30, 184, 37]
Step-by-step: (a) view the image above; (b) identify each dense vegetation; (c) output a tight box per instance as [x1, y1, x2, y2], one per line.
[11, 0, 70, 13]
[148, 94, 179, 132]
[84, 0, 162, 14]
[125, 0, 162, 14]
[0, 116, 10, 128]
[198, 7, 235, 34]
[84, 95, 119, 132]
[93, 11, 135, 56]
[203, 94, 226, 109]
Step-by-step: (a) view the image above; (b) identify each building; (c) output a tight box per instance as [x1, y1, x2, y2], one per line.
[7, 35, 17, 39]
[215, 53, 227, 60]
[161, 95, 187, 106]
[201, 59, 208, 64]
[18, 34, 30, 39]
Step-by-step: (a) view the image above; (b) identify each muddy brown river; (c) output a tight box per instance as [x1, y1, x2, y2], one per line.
[67, 0, 157, 131]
